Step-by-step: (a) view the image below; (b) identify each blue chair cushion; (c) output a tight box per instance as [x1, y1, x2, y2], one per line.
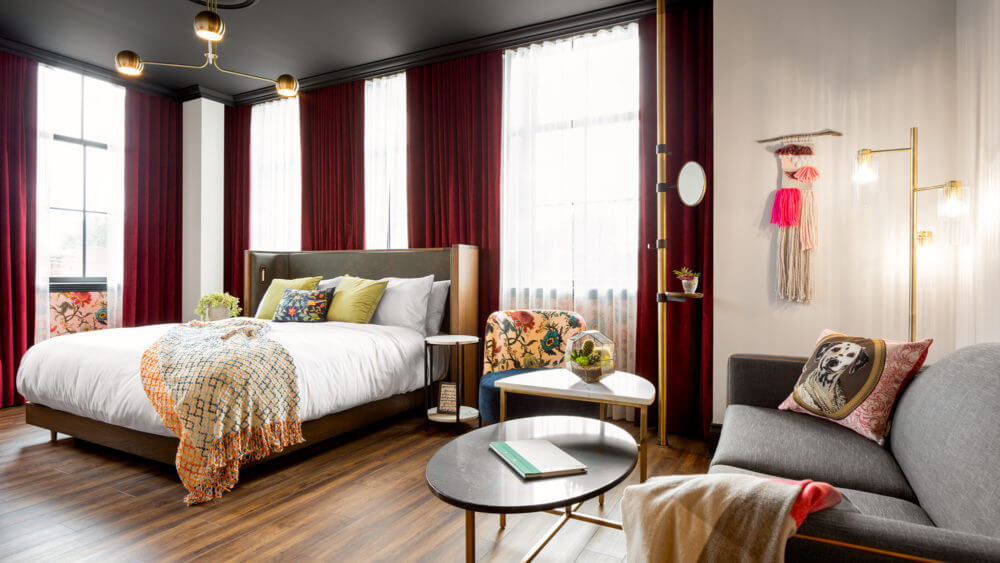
[478, 368, 600, 424]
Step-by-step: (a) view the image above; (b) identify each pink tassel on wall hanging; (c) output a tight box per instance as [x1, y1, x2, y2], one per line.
[794, 166, 820, 183]
[770, 188, 802, 227]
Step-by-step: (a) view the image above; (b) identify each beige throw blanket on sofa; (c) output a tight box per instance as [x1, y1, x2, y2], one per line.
[621, 474, 802, 563]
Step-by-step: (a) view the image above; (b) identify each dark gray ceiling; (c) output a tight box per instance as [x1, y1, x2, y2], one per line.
[0, 0, 640, 97]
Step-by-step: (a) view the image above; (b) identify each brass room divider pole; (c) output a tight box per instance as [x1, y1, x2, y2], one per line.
[655, 0, 669, 447]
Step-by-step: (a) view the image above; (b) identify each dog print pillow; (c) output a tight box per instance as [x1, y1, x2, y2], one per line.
[778, 329, 932, 444]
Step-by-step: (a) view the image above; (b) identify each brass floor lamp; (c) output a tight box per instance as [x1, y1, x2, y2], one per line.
[854, 127, 965, 341]
[654, 0, 707, 447]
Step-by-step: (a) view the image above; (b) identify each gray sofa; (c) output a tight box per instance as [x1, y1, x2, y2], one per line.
[711, 344, 1000, 561]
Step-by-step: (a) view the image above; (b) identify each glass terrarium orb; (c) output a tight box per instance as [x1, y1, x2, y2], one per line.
[566, 330, 615, 383]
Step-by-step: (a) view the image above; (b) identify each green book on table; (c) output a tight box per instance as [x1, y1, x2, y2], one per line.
[489, 439, 587, 479]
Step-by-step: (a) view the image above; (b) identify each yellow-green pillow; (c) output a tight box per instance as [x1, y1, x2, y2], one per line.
[328, 275, 388, 323]
[255, 276, 323, 319]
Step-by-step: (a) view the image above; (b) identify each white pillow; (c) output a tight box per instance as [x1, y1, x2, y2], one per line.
[317, 276, 342, 293]
[425, 280, 451, 336]
[370, 275, 435, 334]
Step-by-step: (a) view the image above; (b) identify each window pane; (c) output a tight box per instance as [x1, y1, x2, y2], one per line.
[85, 212, 108, 277]
[85, 146, 115, 212]
[49, 209, 83, 277]
[83, 76, 125, 146]
[47, 141, 84, 210]
[41, 66, 82, 138]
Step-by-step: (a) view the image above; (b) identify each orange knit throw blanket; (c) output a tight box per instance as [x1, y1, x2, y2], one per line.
[141, 318, 303, 505]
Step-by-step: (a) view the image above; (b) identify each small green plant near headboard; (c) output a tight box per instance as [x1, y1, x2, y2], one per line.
[194, 292, 242, 320]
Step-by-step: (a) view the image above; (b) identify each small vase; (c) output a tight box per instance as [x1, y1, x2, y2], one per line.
[206, 306, 230, 321]
[682, 278, 699, 294]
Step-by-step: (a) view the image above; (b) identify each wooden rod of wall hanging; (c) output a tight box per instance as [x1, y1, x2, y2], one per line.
[756, 129, 843, 143]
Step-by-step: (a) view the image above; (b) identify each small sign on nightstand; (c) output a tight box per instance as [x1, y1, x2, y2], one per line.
[438, 382, 457, 414]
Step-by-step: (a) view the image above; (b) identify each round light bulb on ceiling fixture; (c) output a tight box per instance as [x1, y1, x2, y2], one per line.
[194, 10, 225, 41]
[275, 74, 299, 97]
[115, 50, 144, 76]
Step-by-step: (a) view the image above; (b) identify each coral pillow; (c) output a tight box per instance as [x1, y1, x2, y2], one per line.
[778, 329, 932, 444]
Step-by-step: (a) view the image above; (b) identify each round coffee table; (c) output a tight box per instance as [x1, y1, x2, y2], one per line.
[425, 415, 637, 562]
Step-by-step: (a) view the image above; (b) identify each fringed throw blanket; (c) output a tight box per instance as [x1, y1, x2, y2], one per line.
[772, 143, 819, 303]
[141, 318, 303, 505]
[621, 473, 841, 563]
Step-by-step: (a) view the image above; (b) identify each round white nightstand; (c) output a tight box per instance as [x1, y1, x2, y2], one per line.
[424, 334, 480, 429]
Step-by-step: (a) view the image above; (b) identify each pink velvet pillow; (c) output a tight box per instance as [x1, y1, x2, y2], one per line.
[778, 329, 932, 445]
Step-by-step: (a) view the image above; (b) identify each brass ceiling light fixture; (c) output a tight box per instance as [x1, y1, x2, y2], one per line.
[115, 0, 298, 97]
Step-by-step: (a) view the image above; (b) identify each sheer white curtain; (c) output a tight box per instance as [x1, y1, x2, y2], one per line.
[954, 0, 1000, 346]
[250, 97, 302, 251]
[35, 66, 125, 341]
[364, 72, 408, 249]
[500, 24, 640, 418]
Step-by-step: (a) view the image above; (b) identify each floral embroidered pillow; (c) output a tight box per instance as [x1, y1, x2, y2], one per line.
[272, 289, 331, 322]
[778, 329, 932, 444]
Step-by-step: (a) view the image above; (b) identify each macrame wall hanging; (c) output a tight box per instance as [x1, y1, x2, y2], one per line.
[772, 141, 818, 303]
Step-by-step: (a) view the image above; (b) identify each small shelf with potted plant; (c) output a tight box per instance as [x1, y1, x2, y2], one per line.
[658, 266, 704, 303]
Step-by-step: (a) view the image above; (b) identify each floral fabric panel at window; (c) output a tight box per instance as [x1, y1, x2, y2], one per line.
[499, 24, 640, 418]
[250, 97, 302, 251]
[364, 72, 408, 249]
[35, 65, 125, 340]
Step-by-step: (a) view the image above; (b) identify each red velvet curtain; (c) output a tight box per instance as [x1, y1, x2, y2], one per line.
[635, 9, 714, 437]
[0, 53, 37, 407]
[123, 89, 183, 326]
[300, 81, 365, 250]
[406, 52, 502, 332]
[224, 104, 251, 307]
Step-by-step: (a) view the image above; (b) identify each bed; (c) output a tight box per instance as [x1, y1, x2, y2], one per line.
[18, 245, 479, 465]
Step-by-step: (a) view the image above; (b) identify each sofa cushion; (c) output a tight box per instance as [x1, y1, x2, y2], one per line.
[709, 464, 932, 526]
[890, 343, 1000, 538]
[712, 405, 915, 501]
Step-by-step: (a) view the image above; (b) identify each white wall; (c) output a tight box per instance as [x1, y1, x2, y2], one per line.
[712, 0, 958, 423]
[181, 98, 226, 321]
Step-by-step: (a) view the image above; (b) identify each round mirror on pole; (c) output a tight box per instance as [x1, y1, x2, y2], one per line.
[677, 161, 707, 207]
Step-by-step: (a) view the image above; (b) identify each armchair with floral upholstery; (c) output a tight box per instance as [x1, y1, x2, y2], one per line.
[478, 309, 600, 423]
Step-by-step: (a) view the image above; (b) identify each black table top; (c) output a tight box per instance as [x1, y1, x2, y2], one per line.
[425, 416, 638, 514]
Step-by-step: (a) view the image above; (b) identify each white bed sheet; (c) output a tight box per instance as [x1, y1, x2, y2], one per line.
[17, 321, 445, 437]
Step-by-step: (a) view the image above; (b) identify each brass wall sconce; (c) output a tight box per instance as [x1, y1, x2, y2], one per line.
[854, 127, 967, 341]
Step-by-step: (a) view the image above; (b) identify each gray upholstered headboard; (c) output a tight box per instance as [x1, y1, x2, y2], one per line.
[243, 245, 479, 339]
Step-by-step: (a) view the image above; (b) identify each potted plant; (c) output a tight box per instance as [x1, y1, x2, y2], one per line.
[673, 266, 701, 294]
[566, 331, 615, 384]
[194, 292, 242, 322]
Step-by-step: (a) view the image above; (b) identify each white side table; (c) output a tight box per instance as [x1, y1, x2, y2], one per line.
[424, 334, 480, 429]
[494, 368, 655, 481]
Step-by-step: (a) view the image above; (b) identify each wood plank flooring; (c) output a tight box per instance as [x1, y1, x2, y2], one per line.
[0, 407, 710, 561]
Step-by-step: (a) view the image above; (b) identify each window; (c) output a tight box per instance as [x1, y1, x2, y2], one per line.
[500, 24, 640, 376]
[364, 72, 408, 249]
[37, 65, 125, 291]
[250, 97, 302, 251]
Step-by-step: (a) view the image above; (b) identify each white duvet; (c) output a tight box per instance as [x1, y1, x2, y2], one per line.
[17, 321, 443, 437]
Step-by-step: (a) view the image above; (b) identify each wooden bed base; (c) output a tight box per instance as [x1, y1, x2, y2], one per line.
[26, 389, 424, 466]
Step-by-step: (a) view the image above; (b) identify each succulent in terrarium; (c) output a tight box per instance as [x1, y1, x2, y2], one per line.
[566, 330, 615, 383]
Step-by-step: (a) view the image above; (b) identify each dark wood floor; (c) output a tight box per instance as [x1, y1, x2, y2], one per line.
[0, 407, 710, 561]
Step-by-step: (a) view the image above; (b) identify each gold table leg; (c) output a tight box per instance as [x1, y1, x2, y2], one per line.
[499, 389, 506, 529]
[466, 510, 475, 562]
[523, 505, 572, 562]
[640, 406, 648, 482]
